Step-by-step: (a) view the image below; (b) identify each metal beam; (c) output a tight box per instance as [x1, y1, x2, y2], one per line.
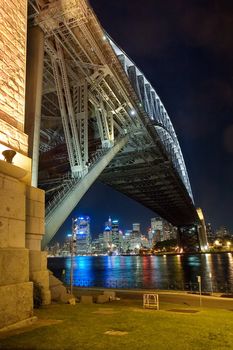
[42, 135, 129, 248]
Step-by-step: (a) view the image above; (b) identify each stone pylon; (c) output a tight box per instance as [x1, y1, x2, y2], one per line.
[0, 0, 50, 330]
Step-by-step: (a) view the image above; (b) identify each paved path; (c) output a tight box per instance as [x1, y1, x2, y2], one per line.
[73, 287, 233, 309]
[116, 290, 233, 309]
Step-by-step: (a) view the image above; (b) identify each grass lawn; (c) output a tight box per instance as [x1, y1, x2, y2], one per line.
[0, 299, 233, 350]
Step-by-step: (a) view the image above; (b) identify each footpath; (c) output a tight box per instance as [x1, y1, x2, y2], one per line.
[72, 286, 233, 309]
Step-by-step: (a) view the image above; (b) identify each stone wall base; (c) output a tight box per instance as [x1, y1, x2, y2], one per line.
[0, 282, 33, 329]
[49, 271, 73, 303]
[0, 248, 29, 285]
[0, 317, 38, 334]
[29, 250, 51, 305]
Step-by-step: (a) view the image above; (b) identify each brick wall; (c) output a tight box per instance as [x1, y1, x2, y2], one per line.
[0, 0, 28, 154]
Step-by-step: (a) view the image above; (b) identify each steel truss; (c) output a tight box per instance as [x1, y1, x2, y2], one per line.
[27, 0, 200, 246]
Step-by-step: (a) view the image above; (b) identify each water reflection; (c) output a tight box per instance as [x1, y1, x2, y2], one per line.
[48, 253, 233, 292]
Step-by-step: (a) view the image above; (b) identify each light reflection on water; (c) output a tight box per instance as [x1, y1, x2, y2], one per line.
[48, 253, 233, 292]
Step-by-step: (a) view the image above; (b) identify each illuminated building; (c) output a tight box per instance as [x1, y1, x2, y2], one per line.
[163, 222, 177, 240]
[151, 217, 176, 242]
[132, 223, 141, 238]
[206, 223, 215, 243]
[76, 216, 91, 254]
[148, 228, 154, 247]
[216, 226, 229, 238]
[103, 216, 112, 248]
[151, 217, 163, 241]
[112, 219, 120, 250]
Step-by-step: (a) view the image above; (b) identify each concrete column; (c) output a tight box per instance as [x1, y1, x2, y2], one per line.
[0, 170, 34, 329]
[25, 186, 51, 305]
[25, 26, 45, 187]
[196, 208, 208, 251]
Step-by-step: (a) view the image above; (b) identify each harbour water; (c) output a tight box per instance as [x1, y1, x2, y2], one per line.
[48, 253, 233, 293]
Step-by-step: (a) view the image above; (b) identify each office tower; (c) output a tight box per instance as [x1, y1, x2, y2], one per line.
[206, 223, 215, 243]
[105, 216, 112, 230]
[132, 223, 141, 238]
[216, 226, 229, 238]
[103, 217, 112, 248]
[76, 216, 91, 254]
[112, 219, 120, 250]
[151, 217, 163, 242]
[151, 217, 176, 242]
[148, 228, 154, 247]
[163, 222, 177, 240]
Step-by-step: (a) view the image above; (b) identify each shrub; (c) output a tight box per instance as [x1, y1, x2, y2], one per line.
[33, 282, 43, 309]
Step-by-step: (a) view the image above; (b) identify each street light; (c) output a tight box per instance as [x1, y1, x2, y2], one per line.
[70, 218, 77, 295]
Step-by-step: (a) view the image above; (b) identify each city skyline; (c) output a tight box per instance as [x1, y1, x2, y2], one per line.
[52, 197, 232, 246]
[49, 211, 232, 257]
[52, 187, 155, 243]
[49, 214, 179, 256]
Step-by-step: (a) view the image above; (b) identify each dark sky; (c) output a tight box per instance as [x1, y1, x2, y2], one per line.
[53, 0, 233, 242]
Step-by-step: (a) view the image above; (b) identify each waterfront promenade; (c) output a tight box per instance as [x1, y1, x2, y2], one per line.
[1, 290, 233, 350]
[74, 287, 233, 309]
[48, 253, 233, 293]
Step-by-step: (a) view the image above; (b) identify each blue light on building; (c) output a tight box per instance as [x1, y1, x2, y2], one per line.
[76, 216, 91, 254]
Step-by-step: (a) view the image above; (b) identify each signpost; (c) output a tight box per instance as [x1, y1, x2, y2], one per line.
[197, 275, 202, 307]
[209, 272, 213, 294]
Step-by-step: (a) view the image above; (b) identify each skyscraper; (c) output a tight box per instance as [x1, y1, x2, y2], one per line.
[206, 223, 215, 242]
[112, 220, 120, 250]
[151, 217, 176, 242]
[151, 217, 163, 242]
[103, 216, 112, 249]
[132, 223, 141, 238]
[76, 216, 91, 254]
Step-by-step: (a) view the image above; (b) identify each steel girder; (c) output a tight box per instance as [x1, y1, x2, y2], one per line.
[27, 0, 200, 244]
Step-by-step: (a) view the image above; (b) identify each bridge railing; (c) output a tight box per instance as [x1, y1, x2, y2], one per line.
[55, 276, 233, 294]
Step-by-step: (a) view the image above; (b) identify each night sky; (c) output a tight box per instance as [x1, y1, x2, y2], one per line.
[53, 0, 233, 242]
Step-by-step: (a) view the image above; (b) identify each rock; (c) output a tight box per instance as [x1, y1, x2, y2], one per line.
[49, 271, 74, 303]
[67, 298, 76, 305]
[80, 295, 93, 304]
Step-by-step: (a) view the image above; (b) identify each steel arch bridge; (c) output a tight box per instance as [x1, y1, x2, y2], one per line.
[27, 0, 207, 251]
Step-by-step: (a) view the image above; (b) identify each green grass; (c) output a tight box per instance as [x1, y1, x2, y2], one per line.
[1, 300, 233, 350]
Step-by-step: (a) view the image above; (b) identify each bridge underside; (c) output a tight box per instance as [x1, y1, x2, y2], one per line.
[100, 145, 198, 228]
[27, 0, 204, 251]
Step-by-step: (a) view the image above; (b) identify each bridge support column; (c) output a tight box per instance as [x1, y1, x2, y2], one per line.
[0, 171, 34, 330]
[196, 208, 208, 251]
[0, 2, 51, 330]
[26, 186, 51, 305]
[0, 0, 35, 330]
[24, 26, 51, 302]
[25, 26, 45, 188]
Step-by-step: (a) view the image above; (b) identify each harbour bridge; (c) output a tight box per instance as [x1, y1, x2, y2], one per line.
[27, 0, 207, 251]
